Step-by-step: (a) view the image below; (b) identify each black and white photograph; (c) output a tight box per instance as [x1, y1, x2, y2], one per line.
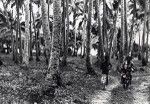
[0, 0, 149, 103]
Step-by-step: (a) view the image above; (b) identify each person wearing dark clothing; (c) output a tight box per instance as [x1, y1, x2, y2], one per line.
[121, 54, 134, 85]
[101, 55, 112, 85]
[121, 61, 128, 83]
[125, 53, 134, 72]
[126, 55, 132, 64]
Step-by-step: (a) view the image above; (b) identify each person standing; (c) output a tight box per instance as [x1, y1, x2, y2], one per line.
[101, 54, 112, 85]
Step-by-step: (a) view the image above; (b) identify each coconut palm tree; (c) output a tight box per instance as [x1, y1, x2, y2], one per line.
[119, 0, 124, 63]
[96, 0, 104, 63]
[108, 0, 120, 61]
[0, 1, 27, 62]
[29, 0, 33, 61]
[41, 0, 51, 65]
[103, 0, 107, 50]
[129, 0, 136, 52]
[120, 0, 128, 57]
[8, 0, 25, 63]
[146, 0, 150, 63]
[86, 0, 96, 75]
[23, 0, 30, 65]
[124, 0, 128, 56]
[15, 0, 19, 63]
[47, 0, 62, 86]
[81, 0, 88, 57]
[142, 0, 147, 66]
[61, 0, 67, 66]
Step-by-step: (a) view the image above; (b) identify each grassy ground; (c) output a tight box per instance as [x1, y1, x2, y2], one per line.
[0, 54, 108, 104]
[0, 53, 150, 104]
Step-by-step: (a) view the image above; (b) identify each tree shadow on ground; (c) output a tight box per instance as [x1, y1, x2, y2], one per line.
[0, 55, 135, 104]
[109, 86, 134, 104]
[146, 85, 150, 102]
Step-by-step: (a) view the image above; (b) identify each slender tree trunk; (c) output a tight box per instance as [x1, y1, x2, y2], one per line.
[142, 23, 146, 65]
[96, 0, 104, 63]
[48, 0, 50, 21]
[11, 10, 15, 60]
[146, 25, 149, 63]
[47, 0, 62, 86]
[23, 0, 30, 65]
[31, 4, 40, 61]
[72, 8, 76, 56]
[41, 0, 51, 65]
[124, 0, 128, 56]
[120, 0, 124, 63]
[15, 0, 19, 63]
[36, 28, 40, 61]
[108, 10, 118, 60]
[62, 0, 67, 66]
[138, 30, 141, 60]
[73, 13, 76, 56]
[103, 0, 107, 51]
[11, 31, 15, 60]
[81, 21, 86, 57]
[29, 1, 33, 61]
[19, 21, 22, 63]
[12, 32, 15, 60]
[129, 0, 136, 52]
[86, 0, 96, 75]
[139, 31, 141, 47]
[81, 0, 88, 58]
[142, 0, 147, 66]
[65, 0, 69, 61]
[146, 0, 150, 63]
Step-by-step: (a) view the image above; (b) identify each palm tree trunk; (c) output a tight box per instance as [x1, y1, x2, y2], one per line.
[103, 0, 107, 51]
[129, 0, 136, 52]
[120, 0, 124, 63]
[19, 21, 22, 63]
[23, 0, 30, 65]
[62, 0, 67, 66]
[11, 10, 15, 60]
[146, 25, 149, 63]
[96, 0, 104, 63]
[15, 0, 19, 63]
[65, 0, 69, 60]
[29, 1, 33, 61]
[142, 0, 147, 66]
[138, 30, 141, 60]
[81, 0, 88, 58]
[108, 10, 118, 60]
[86, 0, 96, 75]
[48, 0, 50, 21]
[47, 0, 62, 86]
[74, 32, 77, 56]
[12, 33, 15, 59]
[124, 0, 128, 56]
[36, 28, 40, 61]
[146, 0, 150, 63]
[31, 4, 40, 61]
[72, 8, 76, 56]
[41, 0, 51, 65]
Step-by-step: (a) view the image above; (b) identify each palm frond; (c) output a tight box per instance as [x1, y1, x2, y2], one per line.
[0, 13, 7, 23]
[11, 0, 25, 8]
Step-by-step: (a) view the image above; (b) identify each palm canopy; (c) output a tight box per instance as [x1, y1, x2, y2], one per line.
[0, 0, 149, 46]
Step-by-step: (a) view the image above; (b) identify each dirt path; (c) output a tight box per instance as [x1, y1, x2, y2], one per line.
[90, 73, 150, 104]
[90, 76, 120, 104]
[1, 55, 150, 104]
[132, 76, 150, 104]
[110, 74, 150, 104]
